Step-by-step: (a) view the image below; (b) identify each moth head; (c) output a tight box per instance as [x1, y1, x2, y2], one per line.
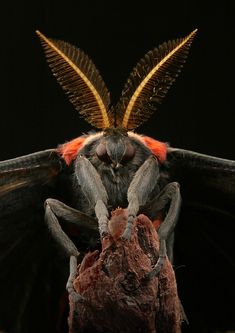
[96, 128, 135, 167]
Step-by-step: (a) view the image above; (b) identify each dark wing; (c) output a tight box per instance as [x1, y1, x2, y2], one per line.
[167, 148, 235, 331]
[0, 149, 67, 333]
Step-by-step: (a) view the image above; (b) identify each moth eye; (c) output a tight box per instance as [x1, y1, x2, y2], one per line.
[96, 143, 111, 163]
[121, 143, 135, 163]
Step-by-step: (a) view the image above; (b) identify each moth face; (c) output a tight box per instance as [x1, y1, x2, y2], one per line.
[96, 130, 135, 168]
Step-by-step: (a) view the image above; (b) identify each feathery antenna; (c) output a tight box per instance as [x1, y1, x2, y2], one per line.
[36, 30, 111, 129]
[116, 29, 197, 130]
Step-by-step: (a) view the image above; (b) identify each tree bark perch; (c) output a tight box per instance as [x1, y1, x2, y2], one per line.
[68, 208, 182, 333]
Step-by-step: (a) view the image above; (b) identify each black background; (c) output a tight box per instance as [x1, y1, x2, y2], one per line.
[0, 1, 234, 332]
[0, 0, 234, 160]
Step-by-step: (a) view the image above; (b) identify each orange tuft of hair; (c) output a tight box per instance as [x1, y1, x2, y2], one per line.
[58, 136, 86, 165]
[58, 134, 167, 165]
[141, 136, 167, 163]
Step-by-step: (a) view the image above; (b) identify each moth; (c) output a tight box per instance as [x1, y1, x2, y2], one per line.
[0, 29, 234, 333]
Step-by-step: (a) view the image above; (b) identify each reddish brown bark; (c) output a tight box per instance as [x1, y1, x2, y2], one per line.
[68, 209, 182, 333]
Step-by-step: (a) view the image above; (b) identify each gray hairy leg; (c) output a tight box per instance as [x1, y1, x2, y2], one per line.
[165, 232, 175, 264]
[122, 156, 160, 240]
[45, 199, 91, 302]
[45, 198, 98, 231]
[143, 183, 187, 321]
[146, 182, 181, 278]
[75, 156, 109, 237]
[44, 199, 79, 258]
[45, 198, 99, 250]
[66, 256, 84, 303]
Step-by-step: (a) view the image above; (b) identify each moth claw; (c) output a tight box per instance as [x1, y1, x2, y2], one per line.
[69, 289, 85, 303]
[146, 256, 166, 280]
[100, 230, 110, 240]
[121, 231, 131, 241]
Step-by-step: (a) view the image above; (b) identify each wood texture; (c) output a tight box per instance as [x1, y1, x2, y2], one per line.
[68, 209, 182, 333]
